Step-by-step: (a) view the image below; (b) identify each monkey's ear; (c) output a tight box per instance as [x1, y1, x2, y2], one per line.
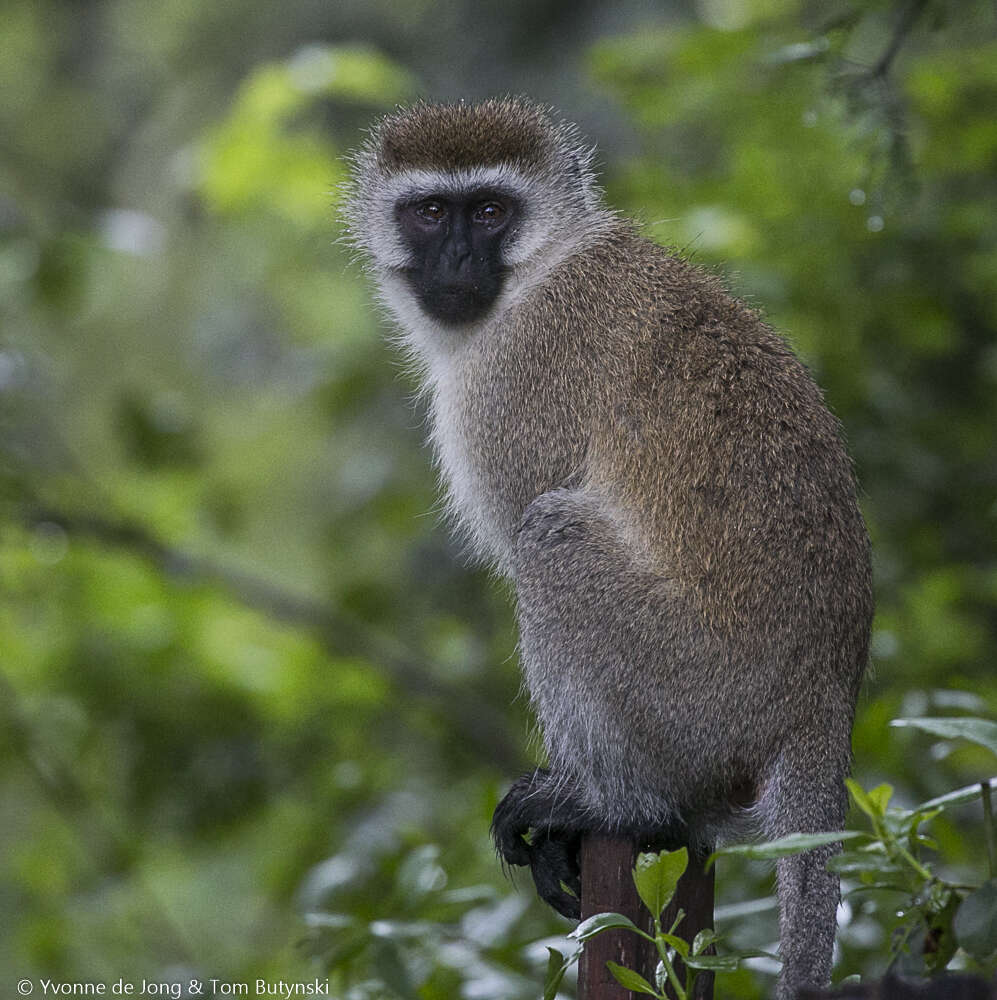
[566, 154, 594, 207]
[567, 154, 583, 185]
[565, 144, 600, 207]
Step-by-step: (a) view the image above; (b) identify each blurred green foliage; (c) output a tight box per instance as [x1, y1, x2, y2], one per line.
[1, 0, 996, 997]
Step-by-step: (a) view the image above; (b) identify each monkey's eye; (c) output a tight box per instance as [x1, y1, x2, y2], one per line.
[472, 201, 508, 227]
[414, 200, 447, 223]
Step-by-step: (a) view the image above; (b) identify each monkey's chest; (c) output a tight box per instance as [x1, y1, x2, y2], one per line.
[430, 365, 586, 570]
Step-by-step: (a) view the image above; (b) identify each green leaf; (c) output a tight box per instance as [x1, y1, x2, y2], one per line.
[683, 946, 780, 972]
[708, 831, 864, 867]
[544, 947, 570, 1000]
[954, 879, 997, 960]
[655, 959, 667, 993]
[925, 891, 961, 972]
[848, 779, 893, 820]
[559, 879, 579, 900]
[659, 932, 690, 959]
[634, 847, 688, 919]
[909, 808, 942, 830]
[570, 911, 648, 942]
[606, 962, 660, 996]
[691, 928, 720, 955]
[827, 850, 905, 878]
[846, 779, 874, 818]
[370, 939, 418, 1000]
[916, 779, 997, 813]
[397, 844, 445, 898]
[891, 717, 997, 758]
[729, 947, 782, 962]
[867, 783, 895, 813]
[843, 880, 913, 896]
[683, 954, 740, 971]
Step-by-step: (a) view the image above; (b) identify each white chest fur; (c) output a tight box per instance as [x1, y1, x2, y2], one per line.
[427, 364, 514, 572]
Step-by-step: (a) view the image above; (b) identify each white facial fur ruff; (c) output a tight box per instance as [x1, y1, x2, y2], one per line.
[348, 162, 615, 371]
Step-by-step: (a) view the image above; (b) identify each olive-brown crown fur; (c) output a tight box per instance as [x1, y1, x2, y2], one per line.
[362, 97, 588, 175]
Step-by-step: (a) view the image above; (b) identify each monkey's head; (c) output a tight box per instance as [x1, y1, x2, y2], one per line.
[344, 98, 608, 331]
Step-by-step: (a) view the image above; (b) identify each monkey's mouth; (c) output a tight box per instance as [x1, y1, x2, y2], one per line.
[430, 285, 490, 324]
[409, 275, 503, 326]
[436, 281, 478, 299]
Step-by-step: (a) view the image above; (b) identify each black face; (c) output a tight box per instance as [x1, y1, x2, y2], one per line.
[395, 190, 519, 325]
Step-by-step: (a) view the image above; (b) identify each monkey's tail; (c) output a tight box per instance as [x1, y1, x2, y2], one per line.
[757, 737, 851, 1000]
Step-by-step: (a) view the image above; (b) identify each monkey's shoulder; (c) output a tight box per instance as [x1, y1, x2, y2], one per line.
[528, 225, 857, 501]
[530, 224, 819, 398]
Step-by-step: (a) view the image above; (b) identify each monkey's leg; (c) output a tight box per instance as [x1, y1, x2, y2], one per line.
[496, 488, 685, 918]
[760, 741, 850, 999]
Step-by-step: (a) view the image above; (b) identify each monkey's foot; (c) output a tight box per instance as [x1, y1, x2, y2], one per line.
[491, 770, 583, 920]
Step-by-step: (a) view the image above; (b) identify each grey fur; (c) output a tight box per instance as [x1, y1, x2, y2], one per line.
[345, 97, 874, 999]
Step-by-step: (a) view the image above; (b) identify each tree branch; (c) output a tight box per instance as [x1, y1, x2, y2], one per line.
[870, 0, 929, 79]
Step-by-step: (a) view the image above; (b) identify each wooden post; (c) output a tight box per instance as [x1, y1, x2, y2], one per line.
[577, 833, 715, 1000]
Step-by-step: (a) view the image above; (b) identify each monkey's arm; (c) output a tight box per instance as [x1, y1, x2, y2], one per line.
[492, 486, 693, 918]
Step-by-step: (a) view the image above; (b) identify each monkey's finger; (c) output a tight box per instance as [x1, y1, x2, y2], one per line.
[494, 829, 532, 867]
[531, 862, 581, 920]
[530, 835, 582, 920]
[491, 770, 549, 866]
[490, 808, 532, 866]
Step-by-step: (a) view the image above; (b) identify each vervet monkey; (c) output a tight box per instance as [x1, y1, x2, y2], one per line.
[344, 98, 873, 998]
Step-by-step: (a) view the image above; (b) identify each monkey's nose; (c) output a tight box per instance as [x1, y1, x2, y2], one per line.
[441, 246, 473, 279]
